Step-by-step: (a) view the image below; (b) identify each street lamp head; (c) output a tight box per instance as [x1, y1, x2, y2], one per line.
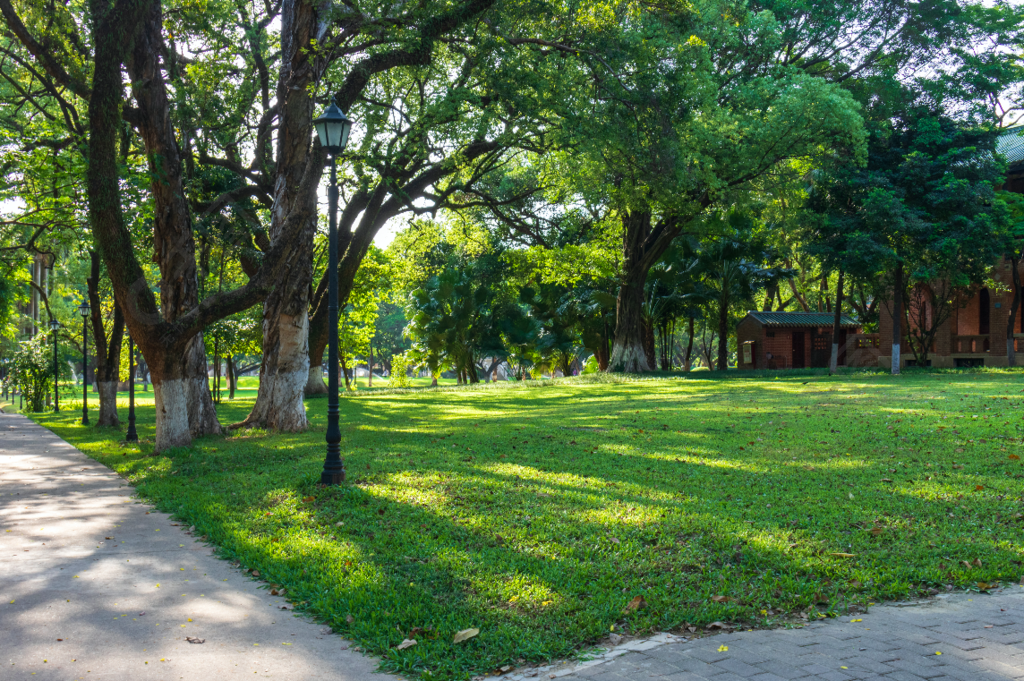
[49, 318, 60, 332]
[313, 97, 353, 156]
[77, 301, 90, 318]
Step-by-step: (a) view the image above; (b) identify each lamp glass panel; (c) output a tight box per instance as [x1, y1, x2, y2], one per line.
[315, 120, 330, 148]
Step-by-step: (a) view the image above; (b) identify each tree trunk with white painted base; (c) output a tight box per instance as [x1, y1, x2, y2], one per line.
[242, 311, 310, 431]
[305, 365, 327, 395]
[607, 209, 689, 373]
[610, 279, 651, 372]
[154, 377, 191, 450]
[96, 382, 119, 426]
[183, 335, 221, 437]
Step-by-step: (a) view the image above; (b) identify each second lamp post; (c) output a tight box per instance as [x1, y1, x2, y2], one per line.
[312, 97, 353, 486]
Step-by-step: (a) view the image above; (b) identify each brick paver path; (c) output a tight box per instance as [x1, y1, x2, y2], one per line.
[549, 589, 1024, 681]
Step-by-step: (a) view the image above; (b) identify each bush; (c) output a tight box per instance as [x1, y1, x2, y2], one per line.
[10, 337, 72, 412]
[388, 352, 412, 388]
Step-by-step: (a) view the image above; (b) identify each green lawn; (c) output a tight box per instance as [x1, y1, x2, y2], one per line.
[22, 370, 1024, 679]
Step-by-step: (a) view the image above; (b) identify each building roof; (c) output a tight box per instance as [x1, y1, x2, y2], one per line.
[998, 126, 1024, 166]
[745, 311, 861, 328]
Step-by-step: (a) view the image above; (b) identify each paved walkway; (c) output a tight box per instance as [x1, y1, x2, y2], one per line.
[0, 411, 385, 680]
[502, 587, 1024, 681]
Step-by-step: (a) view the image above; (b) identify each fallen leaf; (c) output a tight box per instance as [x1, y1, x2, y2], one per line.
[623, 595, 646, 613]
[346, 614, 354, 624]
[706, 621, 729, 630]
[279, 604, 293, 611]
[974, 558, 983, 567]
[396, 639, 417, 650]
[711, 595, 732, 603]
[302, 496, 315, 503]
[830, 553, 856, 558]
[453, 628, 479, 643]
[185, 637, 204, 644]
[962, 560, 972, 570]
[868, 527, 884, 536]
[975, 485, 984, 491]
[609, 537, 620, 544]
[1010, 455, 1020, 460]
[537, 492, 552, 498]
[251, 570, 260, 578]
[881, 478, 893, 483]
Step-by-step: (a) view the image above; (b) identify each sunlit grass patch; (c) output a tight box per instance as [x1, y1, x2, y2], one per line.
[27, 369, 1024, 680]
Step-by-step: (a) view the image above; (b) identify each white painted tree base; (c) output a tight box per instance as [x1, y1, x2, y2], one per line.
[96, 382, 119, 427]
[609, 342, 651, 373]
[154, 379, 191, 451]
[304, 366, 327, 395]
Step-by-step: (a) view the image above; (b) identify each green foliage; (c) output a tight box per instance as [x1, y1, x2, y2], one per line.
[9, 335, 71, 412]
[387, 352, 412, 388]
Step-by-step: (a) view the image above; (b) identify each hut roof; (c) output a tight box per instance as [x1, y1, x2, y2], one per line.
[746, 311, 860, 329]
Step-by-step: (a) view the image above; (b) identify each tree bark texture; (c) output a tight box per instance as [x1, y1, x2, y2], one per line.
[609, 208, 697, 372]
[125, 0, 221, 446]
[240, 0, 321, 430]
[84, 0, 149, 428]
[87, 251, 125, 427]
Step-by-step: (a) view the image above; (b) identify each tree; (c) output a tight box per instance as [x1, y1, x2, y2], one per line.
[808, 109, 1010, 370]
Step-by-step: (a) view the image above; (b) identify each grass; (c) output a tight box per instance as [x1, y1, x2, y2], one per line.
[20, 369, 1024, 679]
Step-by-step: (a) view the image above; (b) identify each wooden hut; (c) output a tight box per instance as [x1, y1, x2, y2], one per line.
[736, 311, 862, 370]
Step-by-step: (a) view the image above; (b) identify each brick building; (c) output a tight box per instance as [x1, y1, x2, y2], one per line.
[736, 311, 866, 369]
[877, 263, 1024, 369]
[875, 127, 1024, 369]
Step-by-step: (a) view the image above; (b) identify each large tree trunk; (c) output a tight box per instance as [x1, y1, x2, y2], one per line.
[892, 262, 903, 376]
[610, 279, 650, 372]
[1008, 256, 1021, 367]
[609, 209, 690, 372]
[87, 251, 125, 427]
[305, 365, 327, 395]
[183, 336, 220, 437]
[127, 0, 221, 444]
[241, 0, 319, 429]
[829, 269, 844, 375]
[96, 382, 118, 426]
[83, 0, 149, 430]
[641, 319, 656, 371]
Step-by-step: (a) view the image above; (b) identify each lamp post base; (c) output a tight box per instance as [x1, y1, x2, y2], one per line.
[320, 470, 345, 485]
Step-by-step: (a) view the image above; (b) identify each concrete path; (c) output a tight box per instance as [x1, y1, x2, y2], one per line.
[0, 411, 387, 680]
[505, 589, 1024, 681]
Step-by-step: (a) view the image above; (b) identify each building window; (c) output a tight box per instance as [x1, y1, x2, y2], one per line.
[766, 331, 775, 338]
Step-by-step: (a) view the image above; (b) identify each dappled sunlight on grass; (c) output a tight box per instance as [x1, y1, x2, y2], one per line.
[26, 369, 1024, 680]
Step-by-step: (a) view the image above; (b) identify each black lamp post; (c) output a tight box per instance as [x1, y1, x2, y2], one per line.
[78, 301, 90, 425]
[313, 96, 353, 486]
[49, 318, 60, 413]
[126, 334, 138, 442]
